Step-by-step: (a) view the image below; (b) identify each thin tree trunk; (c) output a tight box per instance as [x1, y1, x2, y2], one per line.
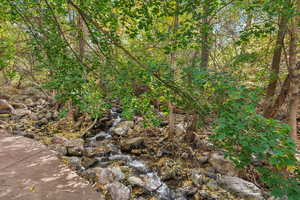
[264, 13, 289, 108]
[66, 0, 85, 122]
[287, 1, 300, 142]
[200, 3, 210, 69]
[264, 74, 291, 118]
[77, 1, 85, 61]
[168, 1, 179, 136]
[288, 89, 299, 142]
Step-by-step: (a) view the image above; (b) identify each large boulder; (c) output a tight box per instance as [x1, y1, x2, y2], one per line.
[108, 181, 131, 200]
[128, 173, 162, 192]
[217, 176, 264, 200]
[94, 167, 125, 185]
[128, 173, 175, 199]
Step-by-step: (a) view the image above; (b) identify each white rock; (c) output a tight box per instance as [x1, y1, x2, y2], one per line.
[128, 176, 144, 187]
[108, 181, 130, 200]
[217, 176, 264, 200]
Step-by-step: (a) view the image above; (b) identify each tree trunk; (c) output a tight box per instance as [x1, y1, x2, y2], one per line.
[288, 89, 299, 142]
[264, 13, 289, 110]
[287, 1, 300, 142]
[263, 74, 291, 118]
[168, 2, 179, 136]
[200, 3, 210, 69]
[66, 0, 85, 122]
[77, 0, 85, 61]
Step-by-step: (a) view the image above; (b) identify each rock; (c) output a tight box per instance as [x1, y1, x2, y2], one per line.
[51, 136, 68, 145]
[94, 167, 125, 185]
[128, 174, 162, 192]
[109, 154, 132, 162]
[181, 152, 189, 159]
[121, 137, 144, 151]
[52, 111, 59, 119]
[38, 113, 44, 120]
[14, 108, 31, 117]
[17, 132, 35, 139]
[67, 146, 83, 156]
[194, 135, 215, 150]
[0, 99, 14, 114]
[160, 166, 177, 181]
[94, 160, 112, 168]
[110, 166, 125, 180]
[251, 155, 264, 166]
[156, 183, 175, 200]
[111, 121, 134, 136]
[217, 176, 264, 200]
[45, 112, 52, 119]
[66, 139, 84, 156]
[29, 113, 39, 121]
[191, 170, 209, 186]
[50, 144, 67, 155]
[197, 190, 219, 200]
[197, 152, 210, 165]
[94, 167, 114, 184]
[208, 152, 236, 176]
[136, 197, 146, 200]
[40, 117, 48, 124]
[25, 98, 34, 105]
[176, 186, 197, 197]
[84, 145, 119, 157]
[140, 173, 162, 192]
[83, 147, 98, 157]
[128, 176, 144, 186]
[81, 168, 97, 182]
[108, 181, 131, 200]
[128, 160, 149, 173]
[128, 174, 175, 200]
[175, 123, 186, 136]
[37, 98, 46, 105]
[90, 131, 111, 141]
[81, 157, 97, 168]
[105, 119, 114, 128]
[66, 156, 83, 170]
[206, 179, 219, 190]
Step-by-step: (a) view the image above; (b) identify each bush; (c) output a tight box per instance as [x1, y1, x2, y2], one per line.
[210, 80, 300, 199]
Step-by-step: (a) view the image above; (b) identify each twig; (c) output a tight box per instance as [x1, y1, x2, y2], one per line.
[80, 118, 98, 137]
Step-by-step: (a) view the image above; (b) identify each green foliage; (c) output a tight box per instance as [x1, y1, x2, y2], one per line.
[3, 1, 300, 198]
[0, 22, 18, 78]
[209, 77, 300, 199]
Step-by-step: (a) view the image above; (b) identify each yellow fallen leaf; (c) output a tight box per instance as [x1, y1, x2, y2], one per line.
[29, 185, 35, 191]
